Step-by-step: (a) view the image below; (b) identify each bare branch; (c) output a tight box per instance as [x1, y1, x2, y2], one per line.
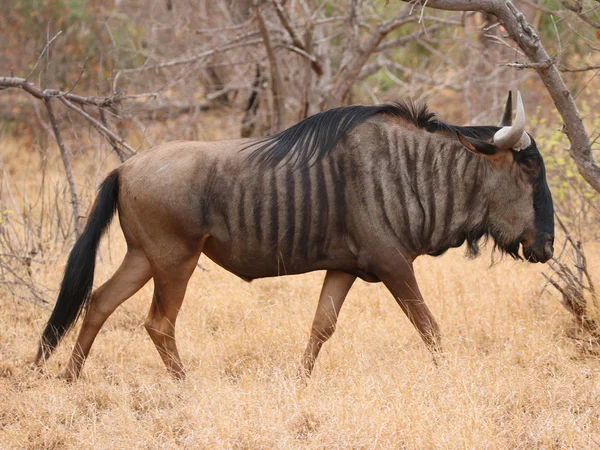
[26, 31, 62, 82]
[99, 108, 127, 163]
[502, 60, 555, 69]
[560, 0, 600, 28]
[0, 77, 156, 108]
[272, 0, 324, 76]
[503, 61, 600, 73]
[0, 76, 147, 161]
[555, 214, 597, 306]
[542, 214, 599, 340]
[375, 23, 445, 52]
[272, 0, 305, 49]
[360, 56, 462, 90]
[255, 1, 285, 132]
[324, 4, 418, 108]
[280, 44, 321, 65]
[57, 97, 137, 157]
[519, 0, 557, 15]
[559, 64, 600, 73]
[194, 16, 256, 34]
[138, 87, 237, 121]
[117, 37, 266, 75]
[405, 0, 499, 12]
[43, 99, 81, 238]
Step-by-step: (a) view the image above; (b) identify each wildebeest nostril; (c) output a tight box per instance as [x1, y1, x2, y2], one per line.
[543, 239, 554, 260]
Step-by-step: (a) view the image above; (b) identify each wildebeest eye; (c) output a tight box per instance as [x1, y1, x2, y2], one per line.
[520, 157, 539, 175]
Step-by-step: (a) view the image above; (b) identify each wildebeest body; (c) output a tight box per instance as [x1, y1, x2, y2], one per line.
[35, 93, 555, 380]
[121, 117, 522, 280]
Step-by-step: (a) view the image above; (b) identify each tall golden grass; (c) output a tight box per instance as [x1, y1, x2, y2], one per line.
[1, 132, 599, 449]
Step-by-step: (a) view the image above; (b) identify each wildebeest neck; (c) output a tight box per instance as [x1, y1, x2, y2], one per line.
[350, 119, 520, 260]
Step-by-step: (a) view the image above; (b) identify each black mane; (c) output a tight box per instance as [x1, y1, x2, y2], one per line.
[246, 101, 500, 167]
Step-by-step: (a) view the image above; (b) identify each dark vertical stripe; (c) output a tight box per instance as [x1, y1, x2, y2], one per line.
[284, 168, 296, 260]
[411, 135, 427, 251]
[222, 201, 232, 236]
[465, 156, 481, 209]
[354, 155, 371, 214]
[441, 147, 456, 245]
[321, 158, 335, 253]
[200, 159, 219, 227]
[236, 177, 246, 235]
[370, 129, 398, 239]
[314, 161, 328, 258]
[404, 135, 417, 180]
[396, 133, 415, 251]
[423, 139, 438, 248]
[269, 168, 279, 254]
[409, 135, 424, 252]
[239, 176, 249, 237]
[387, 127, 400, 171]
[373, 173, 401, 241]
[461, 150, 472, 180]
[224, 177, 239, 243]
[219, 165, 232, 236]
[296, 167, 312, 262]
[384, 128, 404, 238]
[368, 149, 385, 226]
[331, 155, 346, 237]
[253, 169, 263, 245]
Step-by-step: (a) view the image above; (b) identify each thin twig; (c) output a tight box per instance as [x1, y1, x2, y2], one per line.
[0, 77, 156, 107]
[255, 1, 285, 132]
[99, 107, 127, 162]
[502, 60, 600, 73]
[43, 98, 81, 237]
[272, 0, 323, 76]
[116, 38, 266, 75]
[57, 97, 137, 157]
[26, 31, 62, 82]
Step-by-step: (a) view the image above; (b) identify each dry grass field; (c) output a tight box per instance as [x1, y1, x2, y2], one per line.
[1, 132, 599, 449]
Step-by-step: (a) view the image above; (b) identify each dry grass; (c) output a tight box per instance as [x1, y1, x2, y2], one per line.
[1, 135, 600, 449]
[2, 243, 600, 449]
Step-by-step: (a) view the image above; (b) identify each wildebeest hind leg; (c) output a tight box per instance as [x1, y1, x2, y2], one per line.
[60, 249, 152, 381]
[145, 244, 203, 380]
[300, 270, 356, 377]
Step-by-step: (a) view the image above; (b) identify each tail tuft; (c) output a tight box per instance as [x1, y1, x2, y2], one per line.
[36, 169, 120, 363]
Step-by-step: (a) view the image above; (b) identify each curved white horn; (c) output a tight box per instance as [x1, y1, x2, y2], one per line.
[493, 91, 530, 150]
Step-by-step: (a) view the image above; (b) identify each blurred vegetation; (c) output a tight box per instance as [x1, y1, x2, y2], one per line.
[1, 0, 146, 89]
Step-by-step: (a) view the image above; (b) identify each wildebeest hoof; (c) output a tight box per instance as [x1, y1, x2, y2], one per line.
[58, 369, 77, 383]
[296, 366, 312, 381]
[26, 360, 46, 375]
[169, 369, 187, 381]
[433, 353, 448, 368]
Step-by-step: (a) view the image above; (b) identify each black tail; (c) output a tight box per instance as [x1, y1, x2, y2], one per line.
[36, 169, 120, 363]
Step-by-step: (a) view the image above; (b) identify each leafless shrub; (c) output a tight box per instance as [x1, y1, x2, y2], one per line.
[0, 148, 58, 306]
[542, 215, 599, 348]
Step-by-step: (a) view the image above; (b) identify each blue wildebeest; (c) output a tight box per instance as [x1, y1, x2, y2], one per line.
[35, 91, 554, 380]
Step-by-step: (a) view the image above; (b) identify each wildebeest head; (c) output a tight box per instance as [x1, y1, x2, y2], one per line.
[455, 91, 554, 263]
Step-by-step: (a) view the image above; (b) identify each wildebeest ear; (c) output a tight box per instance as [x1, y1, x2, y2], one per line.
[456, 132, 498, 156]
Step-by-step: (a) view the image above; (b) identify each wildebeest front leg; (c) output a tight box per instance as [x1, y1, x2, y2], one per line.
[300, 270, 356, 377]
[377, 264, 444, 365]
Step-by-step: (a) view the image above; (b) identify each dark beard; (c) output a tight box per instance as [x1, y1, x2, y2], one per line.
[465, 224, 522, 260]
